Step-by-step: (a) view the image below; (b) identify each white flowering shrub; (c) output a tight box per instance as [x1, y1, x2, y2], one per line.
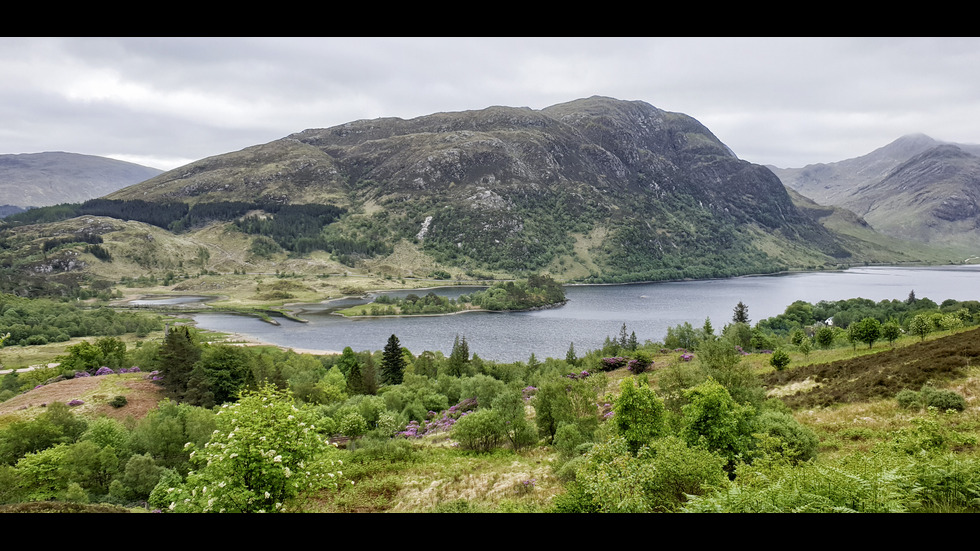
[167, 384, 345, 512]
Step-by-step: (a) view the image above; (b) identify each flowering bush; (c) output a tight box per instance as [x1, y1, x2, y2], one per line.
[67, 399, 84, 407]
[74, 371, 91, 378]
[521, 386, 538, 402]
[166, 384, 345, 513]
[627, 358, 651, 374]
[94, 366, 115, 376]
[516, 478, 536, 495]
[601, 357, 629, 371]
[680, 353, 694, 362]
[397, 398, 478, 439]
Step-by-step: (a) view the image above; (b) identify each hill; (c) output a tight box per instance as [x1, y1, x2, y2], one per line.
[770, 134, 980, 253]
[103, 97, 868, 282]
[765, 326, 980, 409]
[1, 98, 964, 300]
[0, 152, 162, 209]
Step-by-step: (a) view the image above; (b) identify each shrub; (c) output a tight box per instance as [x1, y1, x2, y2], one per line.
[554, 423, 585, 459]
[613, 377, 665, 454]
[168, 385, 343, 513]
[450, 409, 503, 452]
[925, 389, 967, 413]
[681, 379, 755, 470]
[752, 410, 819, 463]
[570, 435, 727, 513]
[896, 386, 967, 413]
[109, 395, 128, 408]
[769, 349, 790, 371]
[896, 389, 921, 410]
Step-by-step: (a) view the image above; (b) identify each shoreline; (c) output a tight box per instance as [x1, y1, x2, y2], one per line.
[212, 330, 342, 357]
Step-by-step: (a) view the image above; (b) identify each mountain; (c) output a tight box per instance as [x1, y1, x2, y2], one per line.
[2, 97, 957, 299]
[0, 152, 162, 209]
[103, 96, 858, 282]
[770, 134, 980, 250]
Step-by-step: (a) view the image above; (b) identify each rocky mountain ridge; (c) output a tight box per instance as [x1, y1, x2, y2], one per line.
[2, 97, 963, 299]
[770, 134, 980, 250]
[105, 96, 854, 281]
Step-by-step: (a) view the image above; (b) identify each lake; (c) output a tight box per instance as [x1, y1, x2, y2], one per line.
[187, 265, 980, 362]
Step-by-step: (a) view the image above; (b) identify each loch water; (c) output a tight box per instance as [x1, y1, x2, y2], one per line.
[186, 265, 980, 362]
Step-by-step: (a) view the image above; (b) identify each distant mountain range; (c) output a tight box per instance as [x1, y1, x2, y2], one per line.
[0, 152, 162, 210]
[769, 134, 980, 249]
[1, 98, 974, 298]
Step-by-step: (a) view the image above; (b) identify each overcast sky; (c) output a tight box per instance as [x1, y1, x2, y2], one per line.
[3, 37, 979, 172]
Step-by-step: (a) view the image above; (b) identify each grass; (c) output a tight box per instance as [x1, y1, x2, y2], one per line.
[0, 371, 165, 427]
[309, 442, 560, 513]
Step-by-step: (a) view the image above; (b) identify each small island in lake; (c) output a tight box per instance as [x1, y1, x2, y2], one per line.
[336, 274, 567, 317]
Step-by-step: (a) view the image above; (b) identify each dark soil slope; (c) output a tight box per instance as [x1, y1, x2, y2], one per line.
[764, 328, 980, 409]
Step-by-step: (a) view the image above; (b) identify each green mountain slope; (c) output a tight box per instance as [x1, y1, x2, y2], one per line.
[2, 97, 962, 298]
[105, 96, 865, 281]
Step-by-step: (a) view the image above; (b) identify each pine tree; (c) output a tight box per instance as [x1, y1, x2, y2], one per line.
[158, 325, 202, 402]
[733, 301, 750, 324]
[361, 353, 378, 395]
[619, 323, 629, 349]
[381, 334, 405, 385]
[346, 358, 366, 396]
[565, 342, 577, 366]
[448, 334, 469, 377]
[628, 331, 638, 351]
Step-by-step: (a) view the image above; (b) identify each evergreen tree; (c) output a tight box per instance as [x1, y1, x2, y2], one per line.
[158, 326, 202, 402]
[628, 332, 638, 351]
[619, 323, 629, 349]
[346, 360, 366, 396]
[447, 334, 469, 377]
[361, 353, 378, 395]
[565, 342, 577, 366]
[381, 334, 405, 385]
[338, 347, 366, 395]
[733, 301, 750, 324]
[702, 317, 714, 338]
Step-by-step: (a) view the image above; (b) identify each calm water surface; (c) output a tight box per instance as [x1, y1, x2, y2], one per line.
[189, 265, 980, 362]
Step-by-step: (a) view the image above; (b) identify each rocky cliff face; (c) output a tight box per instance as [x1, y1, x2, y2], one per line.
[846, 145, 980, 246]
[771, 135, 980, 250]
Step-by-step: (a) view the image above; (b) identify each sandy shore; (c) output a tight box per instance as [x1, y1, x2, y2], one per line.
[216, 331, 342, 356]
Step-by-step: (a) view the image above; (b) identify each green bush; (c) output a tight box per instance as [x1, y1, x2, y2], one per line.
[554, 423, 585, 459]
[896, 386, 967, 413]
[109, 395, 128, 408]
[925, 389, 967, 413]
[896, 389, 921, 410]
[450, 409, 504, 452]
[613, 377, 665, 454]
[752, 410, 819, 463]
[769, 349, 790, 371]
[569, 435, 727, 513]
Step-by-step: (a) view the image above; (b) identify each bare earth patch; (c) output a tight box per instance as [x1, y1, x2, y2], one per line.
[0, 374, 165, 422]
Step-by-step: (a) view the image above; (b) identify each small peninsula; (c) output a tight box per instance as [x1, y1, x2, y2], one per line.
[336, 275, 566, 317]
